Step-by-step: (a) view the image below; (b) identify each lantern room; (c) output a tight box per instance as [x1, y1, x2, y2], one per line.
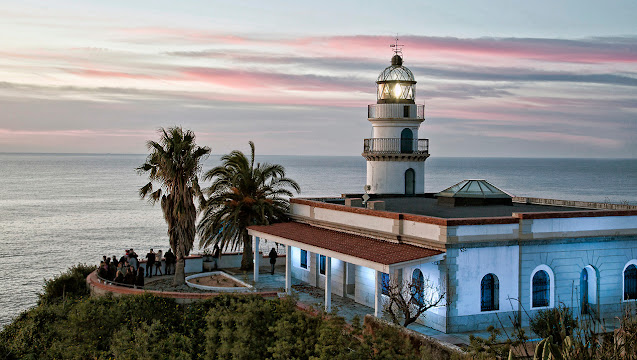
[376, 54, 416, 104]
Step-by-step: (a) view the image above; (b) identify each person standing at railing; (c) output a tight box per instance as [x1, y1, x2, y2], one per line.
[124, 265, 136, 285]
[135, 267, 144, 288]
[113, 270, 124, 284]
[164, 249, 175, 275]
[145, 249, 155, 278]
[154, 250, 163, 276]
[129, 248, 138, 270]
[98, 261, 109, 279]
[212, 244, 221, 270]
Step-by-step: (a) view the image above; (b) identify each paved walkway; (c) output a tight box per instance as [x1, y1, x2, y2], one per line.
[224, 265, 482, 345]
[191, 266, 546, 347]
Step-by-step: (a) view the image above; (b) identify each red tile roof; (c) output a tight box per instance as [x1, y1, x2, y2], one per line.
[248, 222, 443, 265]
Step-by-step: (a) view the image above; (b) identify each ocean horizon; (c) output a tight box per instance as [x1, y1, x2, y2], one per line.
[2, 151, 635, 159]
[1, 153, 636, 328]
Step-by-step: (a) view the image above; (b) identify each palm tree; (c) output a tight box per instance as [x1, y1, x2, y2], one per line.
[197, 141, 300, 270]
[137, 127, 210, 285]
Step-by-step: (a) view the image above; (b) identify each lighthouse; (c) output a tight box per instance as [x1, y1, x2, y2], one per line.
[363, 45, 429, 195]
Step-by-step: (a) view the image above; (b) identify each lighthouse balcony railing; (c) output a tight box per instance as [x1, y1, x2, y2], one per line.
[363, 138, 429, 154]
[368, 104, 425, 119]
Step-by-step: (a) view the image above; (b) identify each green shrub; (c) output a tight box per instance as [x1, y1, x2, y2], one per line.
[1, 266, 431, 359]
[38, 263, 96, 304]
[0, 340, 16, 360]
[110, 319, 191, 360]
[529, 304, 577, 345]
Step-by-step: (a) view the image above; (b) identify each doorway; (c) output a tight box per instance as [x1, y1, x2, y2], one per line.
[405, 168, 415, 195]
[400, 128, 413, 153]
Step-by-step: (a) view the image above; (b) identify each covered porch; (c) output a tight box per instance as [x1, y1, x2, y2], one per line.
[247, 222, 444, 320]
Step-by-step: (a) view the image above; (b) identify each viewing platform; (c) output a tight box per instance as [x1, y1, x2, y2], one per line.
[368, 104, 425, 119]
[363, 138, 429, 155]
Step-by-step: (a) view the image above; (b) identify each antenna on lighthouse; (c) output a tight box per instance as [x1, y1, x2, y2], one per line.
[390, 35, 404, 57]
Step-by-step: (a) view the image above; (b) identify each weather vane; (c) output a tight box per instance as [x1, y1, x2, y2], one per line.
[390, 35, 403, 56]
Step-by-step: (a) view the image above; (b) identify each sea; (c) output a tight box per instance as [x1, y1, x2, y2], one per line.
[1, 153, 636, 328]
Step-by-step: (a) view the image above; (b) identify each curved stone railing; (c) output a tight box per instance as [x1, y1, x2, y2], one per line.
[86, 270, 279, 304]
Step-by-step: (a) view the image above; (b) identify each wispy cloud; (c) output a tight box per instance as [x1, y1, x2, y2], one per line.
[2, 25, 636, 156]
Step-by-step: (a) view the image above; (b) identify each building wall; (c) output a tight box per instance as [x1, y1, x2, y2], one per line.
[401, 261, 448, 332]
[290, 246, 311, 284]
[312, 206, 396, 234]
[355, 265, 377, 308]
[290, 247, 346, 297]
[445, 245, 520, 333]
[371, 122, 421, 139]
[519, 236, 637, 325]
[315, 256, 346, 297]
[366, 160, 425, 194]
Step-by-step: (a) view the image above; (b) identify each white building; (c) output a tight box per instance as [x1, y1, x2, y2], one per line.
[248, 51, 637, 333]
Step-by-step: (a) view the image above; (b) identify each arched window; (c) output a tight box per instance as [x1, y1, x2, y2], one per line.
[381, 273, 390, 296]
[532, 270, 550, 308]
[625, 264, 637, 300]
[481, 273, 499, 311]
[405, 168, 415, 195]
[580, 269, 589, 314]
[411, 269, 424, 306]
[400, 128, 414, 153]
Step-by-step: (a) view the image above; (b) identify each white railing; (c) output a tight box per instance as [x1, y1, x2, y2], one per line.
[363, 138, 429, 154]
[368, 104, 425, 119]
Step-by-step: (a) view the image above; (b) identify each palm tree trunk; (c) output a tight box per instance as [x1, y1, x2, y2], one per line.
[240, 230, 253, 271]
[173, 255, 186, 286]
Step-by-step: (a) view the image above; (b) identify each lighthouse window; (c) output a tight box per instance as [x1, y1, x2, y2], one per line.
[300, 249, 308, 269]
[319, 255, 326, 275]
[400, 128, 414, 153]
[404, 105, 410, 117]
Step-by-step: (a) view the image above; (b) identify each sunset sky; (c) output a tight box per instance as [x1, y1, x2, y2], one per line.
[1, 0, 636, 157]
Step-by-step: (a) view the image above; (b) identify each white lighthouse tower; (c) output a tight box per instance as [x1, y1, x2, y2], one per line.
[363, 44, 429, 195]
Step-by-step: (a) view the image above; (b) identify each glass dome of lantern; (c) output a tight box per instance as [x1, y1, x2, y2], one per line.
[376, 52, 416, 104]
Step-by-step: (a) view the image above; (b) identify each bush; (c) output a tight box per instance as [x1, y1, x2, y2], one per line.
[38, 263, 96, 304]
[1, 265, 431, 359]
[110, 320, 191, 360]
[529, 304, 577, 345]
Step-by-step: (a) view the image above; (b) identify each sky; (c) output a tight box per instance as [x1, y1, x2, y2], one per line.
[1, 0, 636, 158]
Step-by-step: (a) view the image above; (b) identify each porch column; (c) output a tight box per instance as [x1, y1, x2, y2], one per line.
[325, 256, 332, 312]
[374, 270, 382, 317]
[253, 236, 260, 282]
[285, 245, 292, 294]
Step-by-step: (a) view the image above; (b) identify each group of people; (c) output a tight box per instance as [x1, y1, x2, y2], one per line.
[144, 248, 177, 277]
[97, 248, 177, 288]
[98, 249, 144, 288]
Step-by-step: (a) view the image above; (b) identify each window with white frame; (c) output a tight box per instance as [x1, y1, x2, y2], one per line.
[481, 273, 499, 311]
[411, 269, 424, 306]
[381, 272, 390, 296]
[625, 263, 637, 300]
[532, 270, 550, 308]
[300, 249, 308, 269]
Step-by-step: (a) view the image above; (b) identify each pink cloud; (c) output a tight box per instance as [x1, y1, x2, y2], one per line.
[312, 35, 637, 64]
[178, 67, 368, 93]
[67, 69, 155, 80]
